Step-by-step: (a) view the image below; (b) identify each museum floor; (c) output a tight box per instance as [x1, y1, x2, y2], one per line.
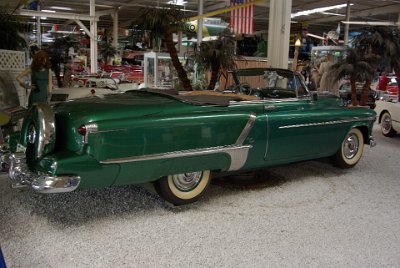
[1, 123, 399, 267]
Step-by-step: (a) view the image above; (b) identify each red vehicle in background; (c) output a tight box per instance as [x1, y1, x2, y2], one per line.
[101, 65, 144, 83]
[386, 76, 398, 98]
[72, 61, 85, 73]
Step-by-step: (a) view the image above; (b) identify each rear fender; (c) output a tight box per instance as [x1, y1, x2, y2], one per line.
[20, 104, 55, 160]
[90, 112, 255, 162]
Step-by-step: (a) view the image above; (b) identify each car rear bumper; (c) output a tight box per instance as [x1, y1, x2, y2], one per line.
[6, 153, 80, 193]
[0, 147, 9, 172]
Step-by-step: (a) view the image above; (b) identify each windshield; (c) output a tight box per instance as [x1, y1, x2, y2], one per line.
[230, 68, 309, 99]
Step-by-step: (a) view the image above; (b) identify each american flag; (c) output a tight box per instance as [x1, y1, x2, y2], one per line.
[230, 0, 254, 35]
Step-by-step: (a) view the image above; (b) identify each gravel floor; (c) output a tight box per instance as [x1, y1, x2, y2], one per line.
[1, 124, 400, 268]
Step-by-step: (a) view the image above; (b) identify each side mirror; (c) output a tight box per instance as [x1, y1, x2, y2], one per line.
[311, 91, 318, 101]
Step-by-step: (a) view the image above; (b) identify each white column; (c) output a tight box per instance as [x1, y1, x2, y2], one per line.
[344, 0, 351, 46]
[197, 0, 204, 45]
[36, 4, 41, 48]
[90, 0, 98, 73]
[267, 0, 292, 69]
[112, 8, 119, 49]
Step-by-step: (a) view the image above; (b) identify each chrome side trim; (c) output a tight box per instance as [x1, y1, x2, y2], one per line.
[8, 153, 80, 193]
[227, 146, 252, 171]
[101, 145, 252, 171]
[236, 113, 256, 145]
[229, 98, 300, 105]
[101, 113, 257, 171]
[264, 114, 270, 160]
[278, 116, 377, 129]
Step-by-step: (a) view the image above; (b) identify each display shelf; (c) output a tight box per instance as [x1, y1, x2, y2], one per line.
[144, 52, 184, 88]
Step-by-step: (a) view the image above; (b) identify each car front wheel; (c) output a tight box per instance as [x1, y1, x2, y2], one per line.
[332, 128, 364, 168]
[381, 112, 397, 137]
[154, 170, 211, 205]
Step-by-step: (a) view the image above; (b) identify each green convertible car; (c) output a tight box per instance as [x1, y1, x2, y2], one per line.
[2, 68, 377, 205]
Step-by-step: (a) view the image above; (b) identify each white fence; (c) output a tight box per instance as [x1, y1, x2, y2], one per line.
[0, 49, 27, 106]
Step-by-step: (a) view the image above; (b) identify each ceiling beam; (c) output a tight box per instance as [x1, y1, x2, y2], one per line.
[310, 4, 400, 23]
[189, 0, 268, 21]
[17, 9, 98, 21]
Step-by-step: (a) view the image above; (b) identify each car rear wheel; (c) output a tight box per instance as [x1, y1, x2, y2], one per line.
[381, 112, 396, 137]
[332, 128, 364, 169]
[154, 170, 211, 205]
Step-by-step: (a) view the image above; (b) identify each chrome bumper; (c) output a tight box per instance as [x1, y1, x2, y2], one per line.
[0, 146, 10, 172]
[7, 153, 80, 193]
[369, 135, 377, 148]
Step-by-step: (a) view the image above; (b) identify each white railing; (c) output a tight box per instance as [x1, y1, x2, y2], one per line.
[0, 49, 27, 106]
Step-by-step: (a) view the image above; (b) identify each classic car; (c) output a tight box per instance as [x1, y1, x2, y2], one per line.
[385, 76, 398, 99]
[50, 78, 141, 102]
[339, 81, 378, 109]
[374, 99, 400, 137]
[3, 68, 377, 205]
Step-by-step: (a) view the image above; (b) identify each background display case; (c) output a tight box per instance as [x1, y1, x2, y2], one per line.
[144, 52, 185, 89]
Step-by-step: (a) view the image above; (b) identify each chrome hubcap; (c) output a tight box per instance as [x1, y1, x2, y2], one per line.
[343, 133, 359, 159]
[27, 125, 36, 144]
[172, 171, 203, 191]
[382, 115, 392, 133]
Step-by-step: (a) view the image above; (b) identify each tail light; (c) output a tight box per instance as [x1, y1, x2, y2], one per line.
[77, 123, 98, 144]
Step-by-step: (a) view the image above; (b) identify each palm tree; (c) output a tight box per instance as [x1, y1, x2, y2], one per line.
[330, 48, 375, 106]
[99, 41, 117, 66]
[0, 6, 29, 50]
[193, 29, 236, 91]
[48, 36, 78, 87]
[352, 27, 400, 101]
[132, 5, 192, 91]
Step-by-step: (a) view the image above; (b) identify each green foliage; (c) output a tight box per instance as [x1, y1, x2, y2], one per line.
[0, 7, 29, 50]
[130, 5, 193, 91]
[193, 29, 236, 90]
[132, 5, 187, 44]
[99, 42, 117, 64]
[330, 48, 378, 106]
[47, 36, 79, 87]
[352, 27, 400, 67]
[254, 40, 267, 57]
[330, 48, 376, 82]
[352, 27, 400, 101]
[52, 36, 79, 59]
[193, 29, 236, 72]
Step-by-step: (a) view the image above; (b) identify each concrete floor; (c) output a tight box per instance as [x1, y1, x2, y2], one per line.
[1, 124, 400, 268]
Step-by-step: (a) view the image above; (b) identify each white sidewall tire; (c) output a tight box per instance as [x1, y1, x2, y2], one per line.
[381, 112, 396, 137]
[167, 170, 210, 200]
[154, 170, 211, 205]
[340, 128, 364, 167]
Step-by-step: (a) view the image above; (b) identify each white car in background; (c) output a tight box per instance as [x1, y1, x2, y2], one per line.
[51, 77, 142, 102]
[375, 99, 400, 137]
